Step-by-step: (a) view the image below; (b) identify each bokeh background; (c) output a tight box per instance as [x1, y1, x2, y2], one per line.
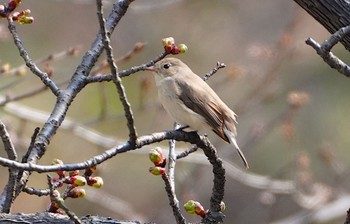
[0, 0, 349, 223]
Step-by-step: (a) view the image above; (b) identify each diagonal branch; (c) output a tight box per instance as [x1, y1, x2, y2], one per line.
[0, 121, 17, 213]
[7, 19, 61, 96]
[11, 0, 134, 202]
[96, 0, 137, 144]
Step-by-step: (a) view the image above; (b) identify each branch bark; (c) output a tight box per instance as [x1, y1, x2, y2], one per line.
[293, 0, 350, 51]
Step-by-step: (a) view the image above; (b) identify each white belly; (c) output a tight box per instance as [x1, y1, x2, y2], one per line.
[156, 76, 209, 132]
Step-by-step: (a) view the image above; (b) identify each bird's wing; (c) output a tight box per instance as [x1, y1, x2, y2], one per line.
[177, 80, 230, 142]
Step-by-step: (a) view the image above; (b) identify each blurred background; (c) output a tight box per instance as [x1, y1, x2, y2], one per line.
[0, 0, 349, 223]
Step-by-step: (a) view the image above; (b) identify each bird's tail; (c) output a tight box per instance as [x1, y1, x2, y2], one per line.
[223, 127, 249, 169]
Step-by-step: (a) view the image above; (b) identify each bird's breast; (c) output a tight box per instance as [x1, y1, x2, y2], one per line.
[155, 76, 209, 131]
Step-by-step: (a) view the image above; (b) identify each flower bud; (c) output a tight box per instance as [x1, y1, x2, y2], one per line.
[87, 176, 104, 189]
[149, 147, 165, 166]
[149, 166, 165, 175]
[70, 175, 87, 187]
[287, 91, 309, 108]
[52, 190, 61, 199]
[52, 177, 64, 188]
[220, 201, 226, 212]
[162, 37, 175, 47]
[84, 166, 97, 177]
[171, 46, 180, 55]
[178, 44, 188, 54]
[164, 45, 174, 53]
[8, 0, 21, 12]
[15, 67, 26, 76]
[67, 188, 86, 198]
[69, 170, 80, 177]
[49, 197, 64, 211]
[0, 63, 10, 74]
[51, 159, 65, 177]
[184, 200, 206, 217]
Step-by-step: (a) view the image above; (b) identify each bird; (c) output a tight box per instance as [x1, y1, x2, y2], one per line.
[144, 57, 249, 169]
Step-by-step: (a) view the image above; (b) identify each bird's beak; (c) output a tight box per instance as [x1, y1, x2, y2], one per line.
[143, 66, 156, 72]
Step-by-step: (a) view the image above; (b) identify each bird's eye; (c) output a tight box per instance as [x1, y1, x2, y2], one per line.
[162, 63, 171, 69]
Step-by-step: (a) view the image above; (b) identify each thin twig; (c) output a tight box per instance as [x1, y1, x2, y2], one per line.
[7, 19, 61, 96]
[161, 173, 186, 224]
[168, 123, 181, 190]
[85, 51, 168, 83]
[96, 0, 138, 144]
[0, 80, 69, 107]
[91, 42, 145, 76]
[176, 145, 198, 159]
[47, 176, 81, 224]
[203, 61, 226, 81]
[0, 46, 80, 78]
[160, 122, 184, 223]
[306, 25, 350, 77]
[0, 121, 17, 212]
[23, 186, 50, 197]
[15, 127, 40, 196]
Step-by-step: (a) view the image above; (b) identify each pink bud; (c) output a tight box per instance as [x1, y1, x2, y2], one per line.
[149, 166, 166, 175]
[149, 147, 165, 166]
[184, 200, 206, 217]
[69, 170, 80, 177]
[70, 175, 87, 187]
[67, 188, 86, 198]
[171, 46, 180, 55]
[164, 45, 174, 53]
[87, 176, 104, 189]
[178, 44, 188, 54]
[162, 37, 175, 47]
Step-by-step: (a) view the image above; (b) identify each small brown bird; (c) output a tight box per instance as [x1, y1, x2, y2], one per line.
[145, 57, 248, 168]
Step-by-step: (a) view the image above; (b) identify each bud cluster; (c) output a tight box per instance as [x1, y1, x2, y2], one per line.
[0, 0, 34, 24]
[184, 200, 206, 217]
[148, 147, 166, 176]
[48, 159, 104, 214]
[162, 37, 188, 55]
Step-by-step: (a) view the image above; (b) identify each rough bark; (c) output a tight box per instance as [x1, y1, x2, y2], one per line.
[293, 0, 350, 51]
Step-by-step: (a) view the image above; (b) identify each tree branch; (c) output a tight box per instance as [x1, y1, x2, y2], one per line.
[96, 0, 138, 144]
[293, 0, 350, 51]
[11, 0, 134, 202]
[0, 121, 17, 213]
[305, 25, 350, 77]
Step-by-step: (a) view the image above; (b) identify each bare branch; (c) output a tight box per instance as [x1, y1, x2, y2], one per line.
[176, 145, 198, 159]
[13, 0, 134, 202]
[96, 0, 138, 144]
[305, 25, 350, 77]
[202, 61, 226, 81]
[7, 19, 61, 96]
[85, 51, 168, 83]
[47, 176, 81, 224]
[161, 173, 186, 224]
[23, 186, 50, 197]
[0, 121, 17, 212]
